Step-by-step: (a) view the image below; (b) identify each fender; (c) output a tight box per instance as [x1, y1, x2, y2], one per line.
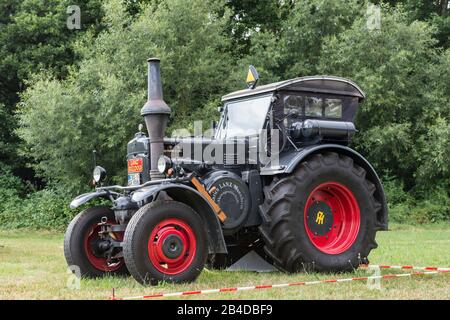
[69, 190, 112, 209]
[261, 144, 388, 230]
[132, 183, 227, 254]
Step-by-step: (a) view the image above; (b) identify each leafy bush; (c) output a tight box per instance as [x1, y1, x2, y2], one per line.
[384, 176, 449, 224]
[0, 163, 24, 197]
[17, 0, 241, 192]
[0, 163, 74, 229]
[0, 187, 73, 230]
[382, 175, 414, 206]
[319, 5, 449, 192]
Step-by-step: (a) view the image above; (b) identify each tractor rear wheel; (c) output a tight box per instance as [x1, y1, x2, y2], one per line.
[123, 201, 208, 285]
[259, 152, 380, 272]
[64, 206, 128, 278]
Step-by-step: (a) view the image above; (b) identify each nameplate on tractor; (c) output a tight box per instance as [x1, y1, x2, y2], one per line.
[128, 158, 143, 173]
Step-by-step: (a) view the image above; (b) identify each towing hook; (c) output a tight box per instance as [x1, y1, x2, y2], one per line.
[100, 216, 108, 224]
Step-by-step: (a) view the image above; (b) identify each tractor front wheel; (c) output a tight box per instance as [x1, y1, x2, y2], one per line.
[64, 206, 128, 278]
[123, 201, 208, 285]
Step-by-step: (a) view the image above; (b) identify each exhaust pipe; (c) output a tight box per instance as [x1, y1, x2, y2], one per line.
[141, 58, 171, 180]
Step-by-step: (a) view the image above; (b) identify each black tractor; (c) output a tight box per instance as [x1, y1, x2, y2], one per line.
[64, 58, 388, 285]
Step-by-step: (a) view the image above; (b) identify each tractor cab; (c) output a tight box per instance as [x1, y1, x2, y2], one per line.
[220, 75, 364, 138]
[216, 73, 366, 172]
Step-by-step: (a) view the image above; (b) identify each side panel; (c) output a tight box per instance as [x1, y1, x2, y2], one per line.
[262, 144, 388, 230]
[131, 184, 227, 254]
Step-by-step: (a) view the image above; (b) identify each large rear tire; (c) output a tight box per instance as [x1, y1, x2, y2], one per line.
[123, 201, 208, 285]
[64, 206, 128, 278]
[259, 152, 381, 272]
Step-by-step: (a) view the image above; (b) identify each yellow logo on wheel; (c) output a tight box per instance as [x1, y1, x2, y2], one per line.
[316, 211, 325, 225]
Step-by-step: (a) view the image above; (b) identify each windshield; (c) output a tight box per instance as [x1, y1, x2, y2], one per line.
[215, 94, 272, 139]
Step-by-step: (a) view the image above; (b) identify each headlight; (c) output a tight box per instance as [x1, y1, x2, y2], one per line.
[93, 166, 107, 183]
[157, 156, 172, 174]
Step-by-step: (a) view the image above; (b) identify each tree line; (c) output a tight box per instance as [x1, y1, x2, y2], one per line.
[0, 0, 449, 227]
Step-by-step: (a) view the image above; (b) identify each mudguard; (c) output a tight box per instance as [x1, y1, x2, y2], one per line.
[261, 144, 388, 230]
[131, 183, 227, 254]
[69, 190, 111, 209]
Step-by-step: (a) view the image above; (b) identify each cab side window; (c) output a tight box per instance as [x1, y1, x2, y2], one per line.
[282, 93, 344, 120]
[324, 98, 342, 119]
[284, 95, 304, 114]
[305, 97, 323, 117]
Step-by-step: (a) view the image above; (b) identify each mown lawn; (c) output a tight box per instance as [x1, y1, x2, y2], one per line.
[0, 224, 449, 300]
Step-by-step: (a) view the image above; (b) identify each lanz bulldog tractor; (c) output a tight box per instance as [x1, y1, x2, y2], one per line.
[64, 58, 388, 285]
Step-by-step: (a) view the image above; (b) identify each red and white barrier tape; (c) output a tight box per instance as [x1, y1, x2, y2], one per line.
[369, 265, 450, 272]
[111, 264, 450, 300]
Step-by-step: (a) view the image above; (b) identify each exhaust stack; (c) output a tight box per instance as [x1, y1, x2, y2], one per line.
[141, 58, 171, 180]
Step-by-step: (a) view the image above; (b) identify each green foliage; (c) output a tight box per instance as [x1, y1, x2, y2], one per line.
[379, 0, 448, 20]
[371, 1, 449, 48]
[430, 13, 450, 48]
[17, 0, 241, 191]
[0, 163, 24, 199]
[0, 162, 69, 229]
[382, 175, 414, 206]
[0, 0, 104, 106]
[319, 5, 449, 192]
[0, 189, 73, 230]
[391, 196, 450, 224]
[0, 0, 105, 175]
[214, 0, 294, 57]
[383, 176, 449, 224]
[249, 0, 363, 79]
[1, 0, 449, 229]
[415, 116, 450, 186]
[0, 103, 17, 161]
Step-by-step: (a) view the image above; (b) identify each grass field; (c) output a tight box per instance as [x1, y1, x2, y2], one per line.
[0, 224, 449, 300]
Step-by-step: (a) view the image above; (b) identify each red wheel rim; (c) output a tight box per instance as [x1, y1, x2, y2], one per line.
[148, 218, 197, 275]
[304, 182, 360, 254]
[84, 221, 124, 272]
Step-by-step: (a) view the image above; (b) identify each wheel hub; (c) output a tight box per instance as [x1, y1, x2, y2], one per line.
[148, 218, 197, 275]
[89, 238, 111, 257]
[154, 226, 188, 263]
[304, 182, 360, 255]
[306, 201, 333, 236]
[161, 234, 184, 259]
[84, 220, 124, 272]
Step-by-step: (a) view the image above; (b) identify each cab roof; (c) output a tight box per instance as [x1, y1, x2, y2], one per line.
[221, 76, 365, 102]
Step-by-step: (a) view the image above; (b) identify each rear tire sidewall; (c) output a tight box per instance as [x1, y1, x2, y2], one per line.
[124, 201, 208, 285]
[292, 163, 374, 271]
